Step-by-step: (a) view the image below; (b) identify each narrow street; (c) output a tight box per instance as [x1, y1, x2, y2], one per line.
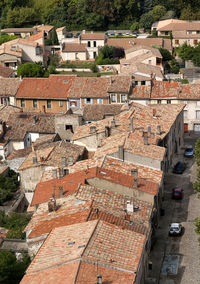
[147, 134, 200, 284]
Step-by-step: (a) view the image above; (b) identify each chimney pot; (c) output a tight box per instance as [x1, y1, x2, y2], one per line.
[118, 145, 124, 161]
[32, 156, 37, 164]
[144, 136, 148, 145]
[59, 186, 63, 197]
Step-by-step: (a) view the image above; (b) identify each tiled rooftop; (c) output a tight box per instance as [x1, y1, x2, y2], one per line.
[77, 184, 152, 228]
[4, 112, 55, 141]
[102, 156, 163, 184]
[6, 147, 32, 160]
[132, 80, 200, 99]
[62, 43, 87, 52]
[28, 32, 43, 41]
[0, 78, 21, 95]
[76, 261, 135, 284]
[0, 65, 15, 78]
[68, 77, 110, 98]
[83, 104, 123, 121]
[83, 221, 146, 272]
[26, 220, 98, 274]
[16, 75, 76, 99]
[0, 105, 21, 123]
[81, 32, 105, 40]
[107, 76, 132, 93]
[25, 195, 91, 239]
[19, 141, 85, 170]
[31, 167, 97, 206]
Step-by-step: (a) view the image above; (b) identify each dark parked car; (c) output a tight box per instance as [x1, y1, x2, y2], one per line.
[173, 161, 186, 174]
[169, 223, 183, 236]
[172, 187, 183, 199]
[184, 145, 194, 157]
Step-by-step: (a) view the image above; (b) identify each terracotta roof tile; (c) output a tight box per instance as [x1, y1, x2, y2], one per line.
[107, 76, 132, 93]
[0, 105, 21, 123]
[28, 32, 43, 41]
[0, 78, 21, 95]
[16, 75, 76, 99]
[62, 43, 87, 52]
[81, 33, 105, 40]
[83, 104, 123, 121]
[0, 66, 15, 78]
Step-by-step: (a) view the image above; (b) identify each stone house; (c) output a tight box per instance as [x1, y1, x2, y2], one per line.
[0, 78, 21, 106]
[0, 27, 35, 38]
[61, 43, 88, 61]
[0, 43, 22, 69]
[79, 32, 106, 59]
[131, 80, 200, 133]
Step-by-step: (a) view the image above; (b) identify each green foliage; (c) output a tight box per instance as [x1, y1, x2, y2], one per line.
[158, 48, 173, 61]
[51, 28, 59, 45]
[139, 11, 154, 30]
[177, 43, 200, 67]
[0, 169, 19, 206]
[169, 58, 180, 74]
[130, 22, 140, 31]
[193, 138, 200, 197]
[0, 250, 30, 284]
[95, 46, 121, 65]
[0, 211, 29, 239]
[0, 34, 19, 45]
[152, 5, 167, 21]
[90, 63, 98, 73]
[17, 62, 46, 78]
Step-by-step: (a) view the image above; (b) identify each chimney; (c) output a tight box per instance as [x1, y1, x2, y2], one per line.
[153, 108, 156, 117]
[130, 117, 133, 132]
[32, 115, 37, 124]
[144, 136, 148, 145]
[68, 156, 73, 166]
[157, 124, 161, 135]
[59, 168, 63, 178]
[32, 156, 37, 164]
[118, 145, 124, 161]
[105, 126, 110, 137]
[97, 275, 102, 284]
[111, 120, 116, 127]
[131, 169, 138, 188]
[48, 198, 56, 212]
[61, 157, 67, 167]
[90, 126, 96, 134]
[52, 169, 57, 178]
[59, 186, 63, 197]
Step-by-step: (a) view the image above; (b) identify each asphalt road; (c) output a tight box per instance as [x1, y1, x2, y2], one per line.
[147, 134, 200, 284]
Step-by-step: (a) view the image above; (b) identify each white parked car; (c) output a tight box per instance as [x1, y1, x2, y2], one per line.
[169, 223, 183, 236]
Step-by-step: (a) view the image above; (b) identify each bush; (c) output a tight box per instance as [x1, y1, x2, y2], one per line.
[90, 63, 98, 73]
[158, 48, 173, 61]
[0, 169, 19, 205]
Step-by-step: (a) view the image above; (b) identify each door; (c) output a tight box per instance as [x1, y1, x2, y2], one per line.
[184, 123, 188, 133]
[194, 124, 200, 132]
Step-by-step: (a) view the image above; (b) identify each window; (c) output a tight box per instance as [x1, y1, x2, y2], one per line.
[175, 40, 179, 45]
[167, 100, 171, 104]
[157, 99, 161, 104]
[93, 41, 96, 47]
[88, 41, 90, 47]
[111, 94, 116, 103]
[141, 81, 145, 85]
[184, 110, 187, 119]
[84, 98, 93, 104]
[59, 100, 63, 107]
[97, 98, 103, 104]
[148, 60, 152, 64]
[196, 110, 200, 119]
[135, 81, 138, 85]
[121, 95, 126, 103]
[70, 101, 77, 107]
[47, 100, 51, 109]
[21, 99, 25, 108]
[65, 125, 73, 133]
[197, 101, 200, 106]
[183, 100, 187, 104]
[33, 99, 37, 108]
[165, 31, 169, 35]
[75, 52, 78, 60]
[93, 51, 97, 58]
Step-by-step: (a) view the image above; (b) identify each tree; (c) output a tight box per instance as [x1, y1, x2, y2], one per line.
[152, 5, 166, 21]
[139, 11, 154, 30]
[159, 48, 173, 61]
[0, 250, 30, 284]
[17, 63, 46, 78]
[0, 34, 19, 45]
[51, 28, 59, 45]
[130, 22, 140, 32]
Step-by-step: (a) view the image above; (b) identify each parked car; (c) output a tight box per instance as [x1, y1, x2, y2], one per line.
[173, 161, 186, 174]
[184, 145, 194, 157]
[169, 223, 183, 236]
[172, 187, 183, 199]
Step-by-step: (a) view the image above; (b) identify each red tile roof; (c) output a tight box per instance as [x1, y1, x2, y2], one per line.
[28, 32, 43, 41]
[16, 75, 76, 99]
[0, 65, 15, 78]
[62, 43, 87, 52]
[81, 32, 105, 40]
[31, 167, 97, 206]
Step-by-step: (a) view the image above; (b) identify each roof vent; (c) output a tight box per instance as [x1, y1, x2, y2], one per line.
[68, 241, 75, 245]
[90, 126, 96, 134]
[78, 244, 85, 249]
[63, 80, 69, 84]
